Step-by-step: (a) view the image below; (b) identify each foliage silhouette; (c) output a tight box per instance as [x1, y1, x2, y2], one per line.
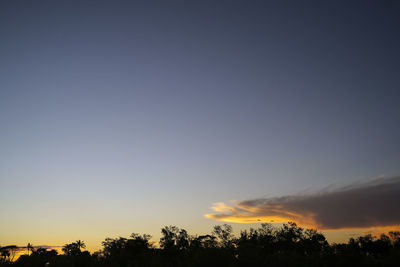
[3, 223, 400, 267]
[62, 241, 86, 257]
[26, 244, 33, 257]
[0, 245, 18, 263]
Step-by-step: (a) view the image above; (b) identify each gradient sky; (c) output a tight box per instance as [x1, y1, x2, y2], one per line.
[1, 1, 400, 251]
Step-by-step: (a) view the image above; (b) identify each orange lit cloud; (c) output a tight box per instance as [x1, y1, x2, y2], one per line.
[358, 225, 400, 237]
[205, 202, 317, 227]
[206, 176, 400, 230]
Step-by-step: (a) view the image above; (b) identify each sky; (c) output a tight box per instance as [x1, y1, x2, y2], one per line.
[1, 0, 400, 252]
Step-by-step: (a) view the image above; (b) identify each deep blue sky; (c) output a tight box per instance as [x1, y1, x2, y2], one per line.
[1, 0, 399, 249]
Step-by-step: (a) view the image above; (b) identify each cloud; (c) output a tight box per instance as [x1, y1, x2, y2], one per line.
[205, 176, 400, 230]
[0, 246, 57, 252]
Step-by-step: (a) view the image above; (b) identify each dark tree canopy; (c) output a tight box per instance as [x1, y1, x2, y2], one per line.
[3, 223, 400, 267]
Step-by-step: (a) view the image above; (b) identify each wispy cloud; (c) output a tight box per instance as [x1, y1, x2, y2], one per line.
[205, 176, 400, 230]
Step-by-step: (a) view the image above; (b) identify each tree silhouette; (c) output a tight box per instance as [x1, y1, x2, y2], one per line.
[75, 240, 86, 250]
[212, 224, 234, 248]
[0, 245, 17, 262]
[160, 225, 180, 250]
[62, 241, 86, 256]
[27, 243, 33, 256]
[5, 223, 400, 267]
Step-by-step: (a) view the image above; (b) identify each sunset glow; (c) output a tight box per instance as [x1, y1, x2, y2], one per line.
[1, 2, 400, 266]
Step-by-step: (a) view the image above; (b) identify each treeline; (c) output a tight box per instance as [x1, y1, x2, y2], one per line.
[1, 222, 400, 267]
